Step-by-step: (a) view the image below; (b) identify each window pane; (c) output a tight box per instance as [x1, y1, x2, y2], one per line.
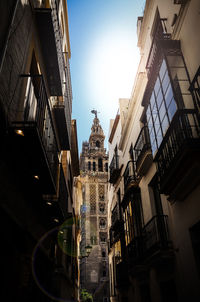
[150, 93, 155, 108]
[146, 106, 151, 121]
[148, 116, 153, 133]
[168, 98, 177, 121]
[157, 129, 163, 147]
[159, 101, 166, 121]
[154, 78, 160, 96]
[162, 72, 170, 94]
[149, 130, 155, 146]
[159, 59, 167, 80]
[165, 84, 174, 107]
[151, 139, 157, 155]
[161, 114, 169, 135]
[154, 116, 160, 133]
[156, 89, 163, 109]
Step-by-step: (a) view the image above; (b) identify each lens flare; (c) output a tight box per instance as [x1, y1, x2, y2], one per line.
[32, 225, 76, 302]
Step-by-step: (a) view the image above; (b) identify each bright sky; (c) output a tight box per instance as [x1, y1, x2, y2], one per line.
[67, 0, 145, 152]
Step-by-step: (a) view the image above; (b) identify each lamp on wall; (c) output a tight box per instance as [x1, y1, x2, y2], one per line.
[85, 244, 92, 257]
[79, 244, 92, 259]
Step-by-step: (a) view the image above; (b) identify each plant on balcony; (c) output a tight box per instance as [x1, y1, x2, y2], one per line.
[80, 289, 93, 302]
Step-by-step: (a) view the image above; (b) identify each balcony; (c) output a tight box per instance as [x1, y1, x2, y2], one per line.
[109, 155, 121, 184]
[109, 225, 124, 248]
[7, 75, 59, 194]
[35, 0, 65, 96]
[189, 66, 200, 112]
[134, 126, 153, 176]
[142, 215, 173, 262]
[111, 203, 122, 230]
[146, 18, 171, 79]
[155, 109, 200, 202]
[123, 160, 139, 192]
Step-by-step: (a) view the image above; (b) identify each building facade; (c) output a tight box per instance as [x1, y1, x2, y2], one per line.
[108, 0, 200, 301]
[79, 111, 110, 302]
[0, 1, 80, 301]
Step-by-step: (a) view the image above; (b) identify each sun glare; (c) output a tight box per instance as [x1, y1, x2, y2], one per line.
[87, 29, 140, 113]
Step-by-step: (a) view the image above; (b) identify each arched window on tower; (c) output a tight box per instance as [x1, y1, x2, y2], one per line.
[88, 161, 91, 171]
[98, 158, 103, 172]
[99, 203, 105, 214]
[99, 218, 106, 229]
[93, 162, 96, 171]
[96, 141, 100, 148]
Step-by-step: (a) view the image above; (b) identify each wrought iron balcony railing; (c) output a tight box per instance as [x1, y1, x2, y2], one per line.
[134, 126, 153, 175]
[123, 160, 138, 191]
[109, 225, 124, 248]
[109, 154, 119, 173]
[155, 109, 200, 179]
[111, 203, 120, 229]
[146, 18, 171, 78]
[142, 215, 170, 255]
[109, 154, 120, 183]
[189, 66, 200, 112]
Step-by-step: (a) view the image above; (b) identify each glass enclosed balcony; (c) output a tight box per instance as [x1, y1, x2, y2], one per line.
[134, 126, 153, 176]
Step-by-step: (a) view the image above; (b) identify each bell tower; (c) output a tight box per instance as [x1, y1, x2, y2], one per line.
[79, 110, 109, 302]
[89, 110, 105, 152]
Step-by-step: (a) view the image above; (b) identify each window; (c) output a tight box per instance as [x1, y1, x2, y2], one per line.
[114, 240, 121, 264]
[99, 203, 105, 214]
[100, 232, 107, 243]
[93, 162, 96, 171]
[123, 189, 143, 246]
[88, 161, 91, 171]
[91, 236, 97, 245]
[96, 140, 100, 148]
[99, 218, 106, 229]
[98, 158, 103, 171]
[124, 201, 134, 246]
[103, 270, 106, 277]
[146, 59, 177, 155]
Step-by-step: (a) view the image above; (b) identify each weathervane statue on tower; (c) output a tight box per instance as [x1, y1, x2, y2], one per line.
[91, 109, 98, 118]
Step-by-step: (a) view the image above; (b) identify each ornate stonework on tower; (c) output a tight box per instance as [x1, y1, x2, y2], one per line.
[79, 111, 109, 302]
